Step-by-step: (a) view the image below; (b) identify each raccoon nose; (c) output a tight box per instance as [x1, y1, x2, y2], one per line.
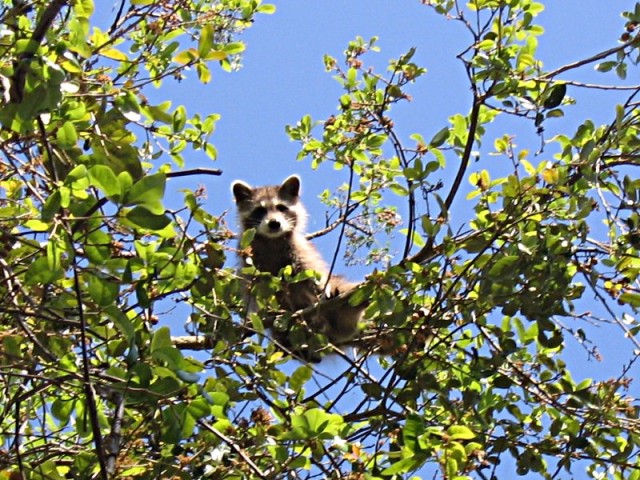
[268, 219, 281, 231]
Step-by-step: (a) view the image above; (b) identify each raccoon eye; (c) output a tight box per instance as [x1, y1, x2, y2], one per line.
[252, 206, 267, 219]
[276, 204, 289, 213]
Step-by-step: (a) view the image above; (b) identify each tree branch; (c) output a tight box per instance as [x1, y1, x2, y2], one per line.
[307, 203, 359, 240]
[538, 39, 635, 81]
[165, 167, 223, 179]
[71, 261, 108, 480]
[408, 96, 483, 265]
[105, 394, 126, 476]
[10, 0, 68, 102]
[198, 420, 269, 478]
[171, 335, 215, 350]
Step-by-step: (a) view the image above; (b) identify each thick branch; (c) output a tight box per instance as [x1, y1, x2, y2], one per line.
[171, 335, 215, 350]
[105, 394, 126, 476]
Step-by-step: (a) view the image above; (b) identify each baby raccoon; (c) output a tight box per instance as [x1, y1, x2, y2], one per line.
[231, 175, 364, 361]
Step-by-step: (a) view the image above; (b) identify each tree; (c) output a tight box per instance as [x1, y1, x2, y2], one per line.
[0, 0, 639, 479]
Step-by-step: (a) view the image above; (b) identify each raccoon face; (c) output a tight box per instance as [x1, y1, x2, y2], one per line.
[243, 200, 297, 238]
[232, 175, 304, 238]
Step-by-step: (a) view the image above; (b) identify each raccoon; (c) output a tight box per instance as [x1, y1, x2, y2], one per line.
[231, 175, 364, 361]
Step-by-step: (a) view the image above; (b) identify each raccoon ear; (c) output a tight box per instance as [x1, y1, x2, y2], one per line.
[232, 180, 253, 202]
[280, 175, 301, 199]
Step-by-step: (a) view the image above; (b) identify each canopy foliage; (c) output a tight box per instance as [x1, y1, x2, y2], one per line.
[0, 1, 639, 479]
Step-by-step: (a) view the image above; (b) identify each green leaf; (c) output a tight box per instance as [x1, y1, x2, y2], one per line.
[42, 190, 61, 221]
[142, 101, 174, 124]
[223, 42, 245, 55]
[87, 273, 119, 307]
[196, 62, 212, 83]
[202, 50, 228, 61]
[15, 38, 41, 55]
[56, 121, 78, 149]
[120, 467, 148, 477]
[161, 405, 187, 443]
[303, 408, 341, 436]
[24, 219, 49, 232]
[390, 183, 409, 196]
[448, 425, 476, 440]
[187, 398, 211, 420]
[65, 164, 88, 183]
[118, 171, 134, 192]
[403, 414, 425, 451]
[240, 228, 255, 248]
[198, 24, 214, 57]
[25, 257, 63, 285]
[115, 91, 141, 122]
[177, 370, 201, 383]
[543, 83, 566, 109]
[381, 455, 428, 476]
[125, 206, 171, 231]
[289, 365, 312, 392]
[429, 126, 449, 147]
[73, 0, 94, 18]
[207, 392, 230, 407]
[488, 256, 519, 277]
[619, 292, 640, 308]
[174, 49, 197, 65]
[88, 165, 121, 201]
[51, 398, 75, 424]
[595, 61, 617, 72]
[173, 105, 187, 132]
[101, 48, 129, 61]
[105, 306, 135, 341]
[151, 326, 172, 352]
[421, 215, 440, 237]
[366, 134, 387, 148]
[124, 173, 166, 214]
[257, 4, 276, 14]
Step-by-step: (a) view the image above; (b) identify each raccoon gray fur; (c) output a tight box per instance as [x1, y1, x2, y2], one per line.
[231, 175, 364, 361]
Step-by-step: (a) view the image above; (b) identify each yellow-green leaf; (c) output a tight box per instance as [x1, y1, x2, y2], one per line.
[101, 48, 129, 61]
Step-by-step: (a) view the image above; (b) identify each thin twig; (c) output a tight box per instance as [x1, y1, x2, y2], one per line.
[538, 40, 634, 81]
[108, 0, 127, 35]
[166, 167, 223, 178]
[324, 166, 355, 290]
[198, 420, 269, 478]
[307, 203, 358, 240]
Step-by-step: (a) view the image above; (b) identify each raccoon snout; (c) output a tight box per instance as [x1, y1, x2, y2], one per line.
[267, 219, 281, 231]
